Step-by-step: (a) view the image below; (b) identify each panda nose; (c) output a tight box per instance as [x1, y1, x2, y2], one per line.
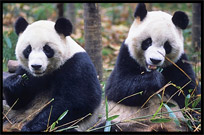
[150, 58, 161, 65]
[31, 64, 42, 70]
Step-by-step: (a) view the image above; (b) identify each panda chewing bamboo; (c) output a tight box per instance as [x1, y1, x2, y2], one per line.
[104, 3, 200, 132]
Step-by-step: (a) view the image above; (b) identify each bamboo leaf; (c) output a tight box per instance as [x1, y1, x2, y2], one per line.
[156, 67, 163, 72]
[192, 96, 201, 108]
[157, 93, 162, 100]
[163, 103, 181, 127]
[181, 117, 193, 132]
[106, 115, 119, 121]
[58, 110, 68, 121]
[150, 118, 172, 123]
[50, 122, 56, 130]
[186, 119, 194, 131]
[3, 34, 12, 48]
[104, 120, 111, 132]
[185, 94, 190, 108]
[176, 86, 181, 89]
[152, 102, 163, 119]
[188, 89, 193, 93]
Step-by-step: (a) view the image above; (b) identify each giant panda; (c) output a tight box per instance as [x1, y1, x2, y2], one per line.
[3, 17, 101, 132]
[104, 3, 200, 132]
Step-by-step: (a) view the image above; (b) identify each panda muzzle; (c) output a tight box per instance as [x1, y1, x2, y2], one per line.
[147, 65, 157, 70]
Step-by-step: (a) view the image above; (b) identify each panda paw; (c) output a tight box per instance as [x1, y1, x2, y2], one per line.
[4, 74, 28, 87]
[21, 125, 32, 132]
[4, 75, 21, 89]
[150, 71, 165, 87]
[21, 120, 47, 132]
[21, 124, 43, 132]
[4, 74, 30, 93]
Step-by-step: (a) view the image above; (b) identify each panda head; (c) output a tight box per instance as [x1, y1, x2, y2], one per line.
[15, 17, 73, 77]
[125, 3, 189, 72]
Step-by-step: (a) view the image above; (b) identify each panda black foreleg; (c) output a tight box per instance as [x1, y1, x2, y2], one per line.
[162, 53, 201, 109]
[162, 53, 201, 121]
[3, 73, 35, 110]
[21, 101, 66, 132]
[3, 66, 50, 110]
[21, 98, 85, 132]
[106, 69, 165, 106]
[127, 70, 165, 105]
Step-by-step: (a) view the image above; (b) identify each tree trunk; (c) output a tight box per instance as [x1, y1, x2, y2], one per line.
[192, 3, 201, 51]
[66, 3, 76, 33]
[83, 3, 103, 81]
[57, 3, 64, 17]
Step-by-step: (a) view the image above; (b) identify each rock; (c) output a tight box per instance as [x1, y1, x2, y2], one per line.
[8, 60, 19, 73]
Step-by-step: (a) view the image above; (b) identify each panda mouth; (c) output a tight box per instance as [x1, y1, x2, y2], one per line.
[147, 65, 158, 70]
[33, 71, 45, 76]
[145, 63, 159, 72]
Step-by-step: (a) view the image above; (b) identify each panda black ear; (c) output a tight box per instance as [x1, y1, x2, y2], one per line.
[55, 18, 72, 36]
[15, 17, 28, 35]
[134, 3, 147, 21]
[172, 11, 189, 29]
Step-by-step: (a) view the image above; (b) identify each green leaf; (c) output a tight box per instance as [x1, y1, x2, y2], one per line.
[180, 118, 193, 132]
[150, 118, 172, 123]
[192, 96, 201, 108]
[163, 103, 181, 127]
[140, 91, 143, 95]
[176, 86, 181, 89]
[3, 34, 12, 48]
[105, 97, 108, 119]
[185, 94, 190, 108]
[106, 115, 119, 121]
[104, 120, 111, 132]
[156, 67, 163, 72]
[22, 74, 29, 80]
[58, 110, 69, 121]
[186, 120, 194, 131]
[22, 74, 27, 78]
[163, 102, 177, 108]
[22, 74, 26, 78]
[157, 94, 162, 100]
[152, 102, 163, 119]
[50, 122, 56, 130]
[188, 89, 193, 93]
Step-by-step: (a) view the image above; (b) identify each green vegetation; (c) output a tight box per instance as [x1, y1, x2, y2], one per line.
[3, 31, 17, 71]
[3, 3, 201, 132]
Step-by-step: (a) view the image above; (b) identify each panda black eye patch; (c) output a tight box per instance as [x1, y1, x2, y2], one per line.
[164, 41, 172, 54]
[43, 44, 54, 58]
[23, 45, 32, 59]
[141, 38, 152, 50]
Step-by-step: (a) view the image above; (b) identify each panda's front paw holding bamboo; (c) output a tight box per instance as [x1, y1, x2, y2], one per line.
[4, 74, 26, 88]
[20, 73, 29, 85]
[3, 74, 30, 96]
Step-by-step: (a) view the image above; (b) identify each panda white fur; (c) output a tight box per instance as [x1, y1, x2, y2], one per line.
[104, 3, 200, 132]
[3, 17, 101, 132]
